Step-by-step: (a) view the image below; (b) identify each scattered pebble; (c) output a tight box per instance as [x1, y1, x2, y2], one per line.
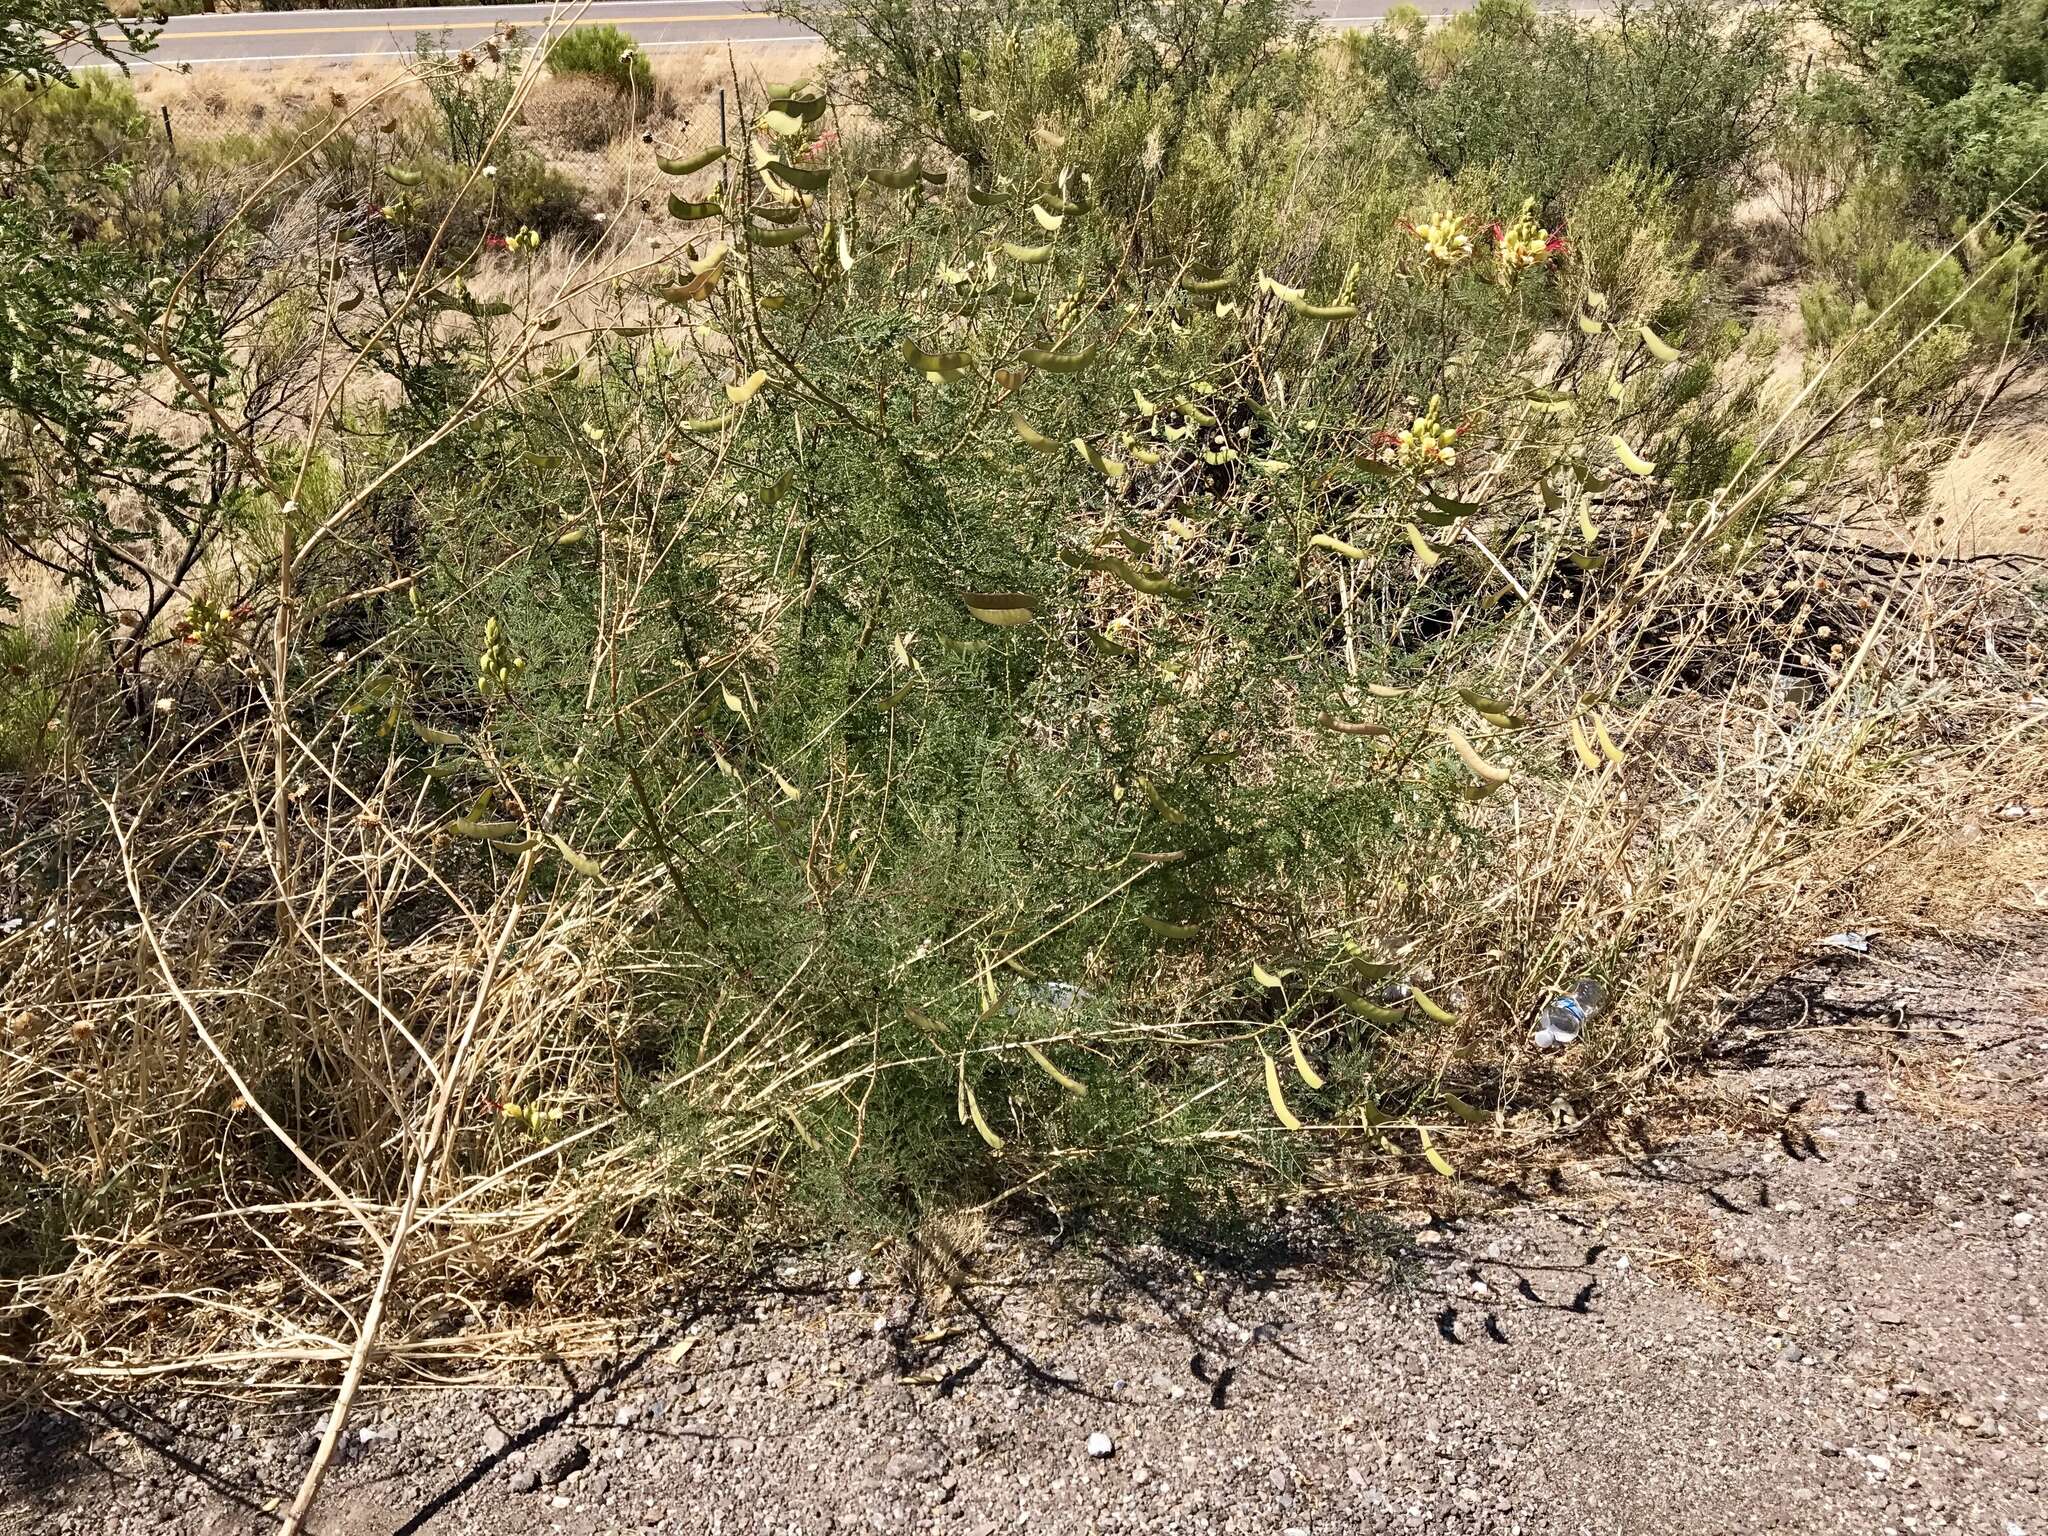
[1086, 1432, 1115, 1459]
[540, 1440, 590, 1486]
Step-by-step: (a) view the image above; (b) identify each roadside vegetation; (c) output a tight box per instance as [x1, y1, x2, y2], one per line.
[2, 0, 2042, 1419]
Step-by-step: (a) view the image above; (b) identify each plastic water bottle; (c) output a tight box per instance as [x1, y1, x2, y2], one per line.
[1012, 980, 1091, 1014]
[1531, 977, 1606, 1049]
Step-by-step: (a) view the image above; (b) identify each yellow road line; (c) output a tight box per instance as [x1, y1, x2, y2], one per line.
[115, 13, 773, 39]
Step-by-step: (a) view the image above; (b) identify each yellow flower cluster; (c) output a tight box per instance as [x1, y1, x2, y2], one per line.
[181, 596, 246, 653]
[1408, 210, 1475, 268]
[1393, 395, 1459, 473]
[501, 1100, 562, 1137]
[1494, 199, 1555, 282]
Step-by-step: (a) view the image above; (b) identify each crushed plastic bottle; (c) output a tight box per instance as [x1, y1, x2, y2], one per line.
[1009, 980, 1092, 1014]
[1531, 977, 1606, 1049]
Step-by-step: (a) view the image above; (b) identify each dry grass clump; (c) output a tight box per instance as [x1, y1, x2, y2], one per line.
[133, 61, 420, 136]
[126, 44, 826, 148]
[521, 72, 637, 155]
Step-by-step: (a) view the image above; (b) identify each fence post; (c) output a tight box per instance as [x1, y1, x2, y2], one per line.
[718, 87, 728, 197]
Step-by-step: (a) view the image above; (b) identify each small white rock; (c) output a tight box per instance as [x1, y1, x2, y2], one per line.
[845, 1266, 866, 1288]
[1086, 1432, 1115, 1459]
[2013, 1212, 2034, 1230]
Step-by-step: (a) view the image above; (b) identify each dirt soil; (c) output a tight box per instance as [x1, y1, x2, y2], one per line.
[1927, 373, 2048, 561]
[5, 923, 2046, 1536]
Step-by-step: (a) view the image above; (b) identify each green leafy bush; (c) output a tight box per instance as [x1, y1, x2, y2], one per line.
[1798, 174, 2048, 409]
[352, 120, 1804, 1238]
[379, 146, 596, 258]
[1344, 0, 1791, 217]
[0, 71, 147, 165]
[1806, 0, 2048, 220]
[1, 69, 233, 629]
[545, 23, 654, 98]
[768, 0, 1311, 180]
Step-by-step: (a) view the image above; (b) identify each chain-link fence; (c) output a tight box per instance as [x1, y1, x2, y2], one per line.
[120, 60, 735, 283]
[136, 47, 731, 176]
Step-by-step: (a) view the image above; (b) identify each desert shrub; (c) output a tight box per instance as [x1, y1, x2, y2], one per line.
[1765, 107, 1866, 239]
[412, 23, 528, 166]
[1786, 2, 2048, 399]
[1797, 174, 2048, 411]
[1806, 0, 2048, 221]
[0, 74, 238, 631]
[378, 145, 595, 257]
[176, 98, 382, 191]
[171, 98, 591, 258]
[545, 23, 654, 98]
[1804, 177, 2048, 344]
[0, 70, 148, 164]
[768, 0, 1311, 176]
[185, 87, 597, 260]
[185, 108, 1862, 1266]
[1344, 0, 1791, 218]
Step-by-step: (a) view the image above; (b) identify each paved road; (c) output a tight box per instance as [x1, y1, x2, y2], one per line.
[81, 0, 1436, 71]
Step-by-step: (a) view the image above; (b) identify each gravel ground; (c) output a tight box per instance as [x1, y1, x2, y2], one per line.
[6, 928, 2045, 1536]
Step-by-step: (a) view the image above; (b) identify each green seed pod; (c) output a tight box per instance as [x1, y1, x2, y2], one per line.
[656, 145, 727, 176]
